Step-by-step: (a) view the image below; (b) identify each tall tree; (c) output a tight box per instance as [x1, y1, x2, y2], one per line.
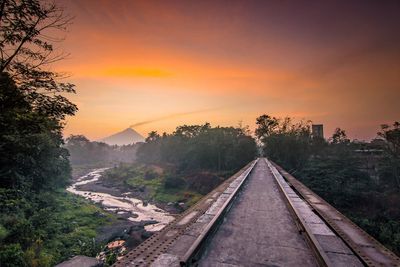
[0, 0, 77, 191]
[0, 0, 77, 119]
[378, 122, 400, 190]
[138, 124, 257, 172]
[255, 115, 311, 170]
[0, 1, 78, 265]
[330, 128, 350, 145]
[0, 73, 71, 191]
[255, 114, 279, 140]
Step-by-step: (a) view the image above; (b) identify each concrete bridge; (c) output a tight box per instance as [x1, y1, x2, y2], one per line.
[114, 158, 400, 267]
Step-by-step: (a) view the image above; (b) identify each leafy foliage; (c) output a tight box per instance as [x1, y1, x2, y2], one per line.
[378, 122, 400, 190]
[100, 124, 257, 209]
[0, 190, 115, 266]
[256, 115, 311, 170]
[138, 123, 257, 172]
[0, 72, 70, 192]
[0, 0, 77, 120]
[0, 1, 108, 265]
[0, 0, 77, 193]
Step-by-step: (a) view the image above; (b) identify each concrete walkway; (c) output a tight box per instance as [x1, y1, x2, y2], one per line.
[199, 159, 318, 267]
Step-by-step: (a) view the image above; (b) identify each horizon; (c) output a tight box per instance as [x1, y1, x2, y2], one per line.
[56, 0, 399, 141]
[81, 122, 385, 143]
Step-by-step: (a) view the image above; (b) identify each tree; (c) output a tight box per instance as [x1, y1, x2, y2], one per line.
[255, 115, 400, 255]
[145, 131, 161, 142]
[0, 1, 78, 264]
[64, 135, 140, 165]
[255, 115, 311, 170]
[378, 122, 400, 190]
[0, 0, 77, 120]
[0, 73, 70, 191]
[0, 0, 77, 190]
[255, 114, 279, 140]
[137, 123, 257, 172]
[174, 123, 211, 138]
[379, 122, 400, 157]
[330, 128, 350, 145]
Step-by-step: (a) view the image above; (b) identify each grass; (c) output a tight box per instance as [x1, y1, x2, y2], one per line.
[126, 176, 163, 190]
[127, 174, 201, 204]
[0, 186, 119, 266]
[102, 163, 206, 208]
[36, 190, 117, 265]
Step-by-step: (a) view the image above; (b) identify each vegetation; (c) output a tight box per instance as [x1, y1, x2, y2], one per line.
[377, 122, 400, 191]
[137, 123, 257, 172]
[256, 115, 311, 170]
[256, 114, 400, 255]
[65, 135, 139, 167]
[0, 0, 397, 263]
[0, 0, 77, 120]
[100, 123, 257, 208]
[0, 1, 115, 265]
[102, 163, 203, 207]
[0, 190, 116, 266]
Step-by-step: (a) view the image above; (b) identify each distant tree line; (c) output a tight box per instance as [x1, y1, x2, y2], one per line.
[256, 114, 400, 255]
[137, 123, 257, 172]
[65, 135, 139, 167]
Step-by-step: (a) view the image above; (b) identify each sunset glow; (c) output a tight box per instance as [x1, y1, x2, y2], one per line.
[57, 0, 400, 140]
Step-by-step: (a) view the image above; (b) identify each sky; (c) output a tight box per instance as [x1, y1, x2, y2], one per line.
[55, 0, 400, 141]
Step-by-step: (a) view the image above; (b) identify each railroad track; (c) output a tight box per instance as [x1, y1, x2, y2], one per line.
[114, 158, 400, 267]
[271, 160, 400, 267]
[113, 159, 258, 267]
[265, 158, 362, 267]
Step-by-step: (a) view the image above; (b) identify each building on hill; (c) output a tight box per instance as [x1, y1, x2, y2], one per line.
[312, 124, 324, 139]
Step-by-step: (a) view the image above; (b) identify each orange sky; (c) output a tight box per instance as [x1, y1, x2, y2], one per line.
[56, 0, 400, 141]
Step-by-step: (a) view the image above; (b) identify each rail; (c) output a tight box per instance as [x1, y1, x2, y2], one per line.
[180, 158, 258, 265]
[271, 160, 400, 267]
[265, 158, 334, 267]
[114, 158, 400, 267]
[113, 159, 258, 267]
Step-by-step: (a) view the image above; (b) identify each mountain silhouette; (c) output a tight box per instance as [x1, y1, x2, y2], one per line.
[100, 128, 145, 146]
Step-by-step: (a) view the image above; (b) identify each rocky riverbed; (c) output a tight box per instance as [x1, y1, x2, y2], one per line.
[67, 168, 175, 232]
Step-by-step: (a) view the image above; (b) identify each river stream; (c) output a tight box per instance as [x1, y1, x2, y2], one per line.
[67, 168, 174, 231]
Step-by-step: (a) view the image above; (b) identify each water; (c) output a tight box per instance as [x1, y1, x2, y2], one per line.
[67, 168, 174, 231]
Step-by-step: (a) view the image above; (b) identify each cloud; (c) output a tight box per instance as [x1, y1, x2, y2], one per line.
[129, 107, 222, 128]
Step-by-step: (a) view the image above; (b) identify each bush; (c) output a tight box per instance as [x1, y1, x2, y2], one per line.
[164, 176, 186, 190]
[0, 244, 26, 267]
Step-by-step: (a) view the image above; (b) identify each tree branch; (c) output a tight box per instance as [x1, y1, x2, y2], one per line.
[0, 17, 41, 72]
[0, 0, 6, 27]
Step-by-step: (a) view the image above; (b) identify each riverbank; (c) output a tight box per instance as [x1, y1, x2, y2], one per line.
[68, 168, 175, 231]
[70, 164, 182, 213]
[0, 187, 121, 266]
[51, 188, 158, 267]
[62, 163, 234, 265]
[61, 166, 180, 265]
[97, 163, 230, 212]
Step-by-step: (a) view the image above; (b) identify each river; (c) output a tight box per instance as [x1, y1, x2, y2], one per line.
[67, 168, 175, 231]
